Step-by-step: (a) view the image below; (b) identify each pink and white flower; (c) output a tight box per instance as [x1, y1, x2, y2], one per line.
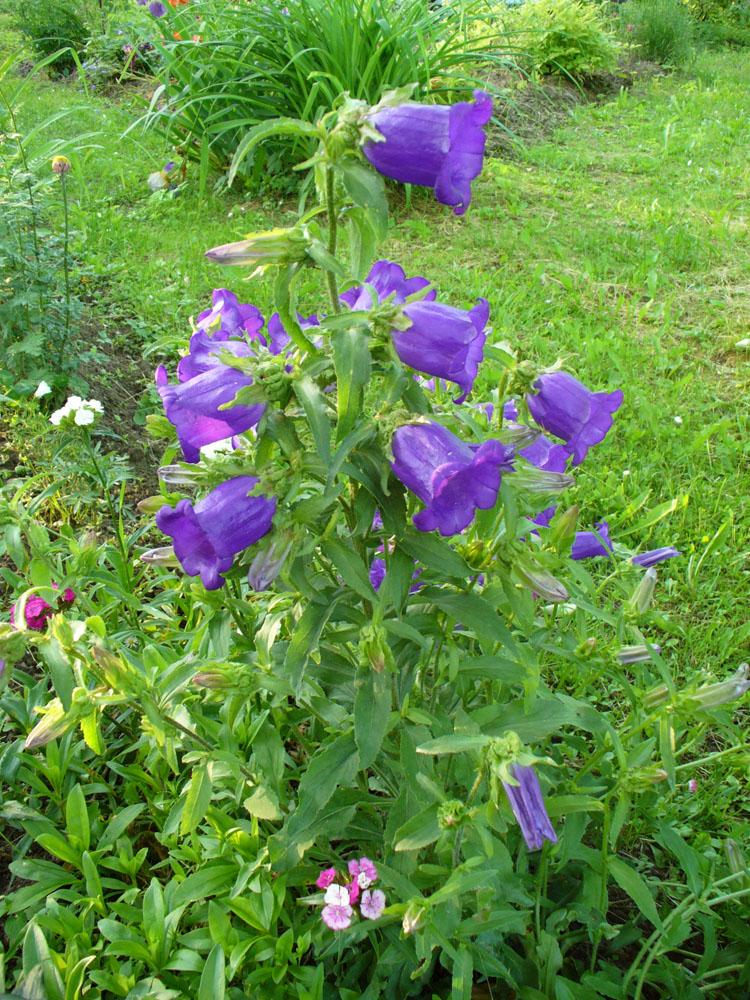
[348, 856, 378, 889]
[360, 889, 386, 920]
[321, 883, 354, 931]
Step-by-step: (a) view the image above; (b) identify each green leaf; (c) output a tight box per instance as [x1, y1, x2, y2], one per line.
[181, 763, 213, 836]
[143, 878, 166, 961]
[331, 326, 371, 442]
[198, 943, 225, 1000]
[416, 735, 490, 756]
[65, 784, 90, 853]
[284, 595, 347, 693]
[98, 803, 145, 848]
[172, 862, 238, 908]
[347, 206, 378, 280]
[337, 159, 389, 239]
[35, 637, 74, 711]
[294, 377, 331, 464]
[398, 532, 472, 581]
[656, 823, 704, 896]
[306, 239, 348, 277]
[355, 668, 392, 770]
[451, 946, 473, 1000]
[228, 118, 320, 186]
[607, 856, 663, 930]
[321, 538, 375, 602]
[419, 588, 514, 645]
[393, 803, 441, 851]
[64, 957, 95, 1000]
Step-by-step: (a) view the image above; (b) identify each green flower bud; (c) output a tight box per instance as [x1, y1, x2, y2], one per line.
[204, 227, 310, 273]
[25, 699, 78, 750]
[402, 899, 428, 936]
[512, 555, 569, 603]
[627, 567, 658, 616]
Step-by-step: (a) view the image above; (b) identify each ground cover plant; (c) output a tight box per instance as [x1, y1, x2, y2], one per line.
[1, 2, 750, 997]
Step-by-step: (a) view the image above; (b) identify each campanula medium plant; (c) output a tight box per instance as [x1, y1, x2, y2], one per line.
[3, 80, 750, 1000]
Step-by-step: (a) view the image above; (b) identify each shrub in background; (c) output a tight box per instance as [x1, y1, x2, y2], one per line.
[501, 0, 620, 79]
[684, 0, 750, 24]
[14, 0, 89, 71]
[621, 0, 695, 64]
[133, 0, 508, 185]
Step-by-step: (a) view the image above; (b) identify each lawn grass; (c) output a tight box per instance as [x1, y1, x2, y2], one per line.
[4, 25, 750, 755]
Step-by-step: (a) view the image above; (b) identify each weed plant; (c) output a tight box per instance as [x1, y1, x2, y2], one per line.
[620, 0, 695, 64]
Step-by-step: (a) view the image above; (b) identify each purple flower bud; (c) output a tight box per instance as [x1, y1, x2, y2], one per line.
[390, 421, 515, 536]
[156, 476, 275, 590]
[502, 763, 558, 851]
[363, 91, 492, 216]
[526, 372, 623, 466]
[155, 364, 264, 463]
[691, 664, 750, 710]
[571, 521, 613, 560]
[632, 546, 681, 568]
[148, 1, 167, 15]
[247, 538, 292, 592]
[616, 644, 661, 664]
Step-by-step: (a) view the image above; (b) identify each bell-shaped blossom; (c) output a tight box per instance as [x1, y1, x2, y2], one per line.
[518, 433, 570, 473]
[321, 883, 354, 931]
[177, 330, 256, 383]
[363, 90, 493, 216]
[502, 763, 558, 851]
[632, 546, 681, 568]
[196, 288, 264, 339]
[155, 476, 275, 590]
[570, 521, 613, 560]
[156, 365, 265, 463]
[394, 298, 488, 403]
[340, 260, 435, 311]
[526, 372, 623, 466]
[360, 889, 386, 920]
[261, 312, 320, 357]
[391, 421, 515, 536]
[341, 261, 485, 401]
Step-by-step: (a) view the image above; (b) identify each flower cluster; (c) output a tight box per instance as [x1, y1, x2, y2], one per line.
[316, 858, 385, 930]
[10, 585, 76, 632]
[49, 396, 103, 427]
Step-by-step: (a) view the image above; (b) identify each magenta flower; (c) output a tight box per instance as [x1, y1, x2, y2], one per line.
[360, 889, 386, 920]
[632, 546, 681, 568]
[155, 476, 275, 590]
[347, 880, 360, 904]
[321, 884, 354, 931]
[502, 763, 557, 851]
[316, 867, 337, 890]
[391, 421, 515, 536]
[363, 91, 493, 216]
[10, 585, 76, 632]
[526, 372, 623, 466]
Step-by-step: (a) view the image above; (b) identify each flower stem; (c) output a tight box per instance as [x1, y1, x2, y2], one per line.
[452, 762, 485, 867]
[325, 166, 341, 315]
[57, 174, 72, 366]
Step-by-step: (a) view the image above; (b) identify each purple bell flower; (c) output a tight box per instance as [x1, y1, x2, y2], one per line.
[363, 91, 493, 216]
[391, 421, 515, 536]
[526, 372, 623, 466]
[518, 433, 570, 474]
[148, 1, 166, 16]
[340, 260, 435, 311]
[177, 331, 256, 383]
[570, 521, 613, 560]
[341, 261, 486, 401]
[502, 763, 558, 851]
[155, 364, 265, 463]
[261, 312, 320, 356]
[196, 289, 265, 339]
[156, 476, 275, 591]
[632, 546, 681, 568]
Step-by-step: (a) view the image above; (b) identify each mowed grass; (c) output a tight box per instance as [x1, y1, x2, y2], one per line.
[6, 26, 750, 685]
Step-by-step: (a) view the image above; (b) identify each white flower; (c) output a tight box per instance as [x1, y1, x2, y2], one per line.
[74, 408, 95, 425]
[86, 399, 104, 413]
[324, 884, 350, 907]
[48, 396, 103, 427]
[148, 171, 166, 191]
[34, 380, 52, 398]
[674, 416, 683, 425]
[50, 407, 67, 425]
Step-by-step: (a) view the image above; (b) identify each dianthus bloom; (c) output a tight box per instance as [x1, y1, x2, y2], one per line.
[526, 372, 623, 466]
[360, 889, 386, 920]
[502, 763, 558, 852]
[10, 585, 76, 632]
[362, 91, 492, 216]
[341, 260, 486, 401]
[155, 476, 275, 590]
[321, 884, 354, 931]
[391, 421, 515, 536]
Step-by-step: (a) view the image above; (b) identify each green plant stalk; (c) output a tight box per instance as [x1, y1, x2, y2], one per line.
[57, 174, 72, 365]
[325, 165, 341, 314]
[452, 761, 485, 867]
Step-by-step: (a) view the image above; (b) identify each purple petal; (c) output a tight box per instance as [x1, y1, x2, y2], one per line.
[632, 546, 681, 568]
[503, 764, 557, 851]
[570, 521, 613, 560]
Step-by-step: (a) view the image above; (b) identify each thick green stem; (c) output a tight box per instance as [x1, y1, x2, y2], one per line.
[452, 762, 485, 867]
[325, 166, 341, 314]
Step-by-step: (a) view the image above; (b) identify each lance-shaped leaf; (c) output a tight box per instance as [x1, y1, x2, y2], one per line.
[331, 325, 371, 442]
